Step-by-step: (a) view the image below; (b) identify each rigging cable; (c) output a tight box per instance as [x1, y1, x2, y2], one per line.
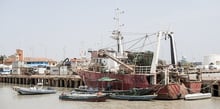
[129, 37, 166, 51]
[127, 36, 146, 50]
[101, 32, 156, 50]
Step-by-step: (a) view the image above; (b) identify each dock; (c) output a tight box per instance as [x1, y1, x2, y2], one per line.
[185, 69, 220, 96]
[0, 74, 83, 88]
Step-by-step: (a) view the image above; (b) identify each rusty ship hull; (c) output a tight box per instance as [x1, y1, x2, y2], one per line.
[78, 70, 150, 90]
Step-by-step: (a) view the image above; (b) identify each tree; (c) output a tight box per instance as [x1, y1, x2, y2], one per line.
[0, 55, 7, 64]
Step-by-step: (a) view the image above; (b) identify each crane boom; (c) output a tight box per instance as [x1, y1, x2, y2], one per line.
[98, 50, 134, 72]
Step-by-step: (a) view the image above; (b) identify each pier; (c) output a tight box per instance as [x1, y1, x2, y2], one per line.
[186, 69, 220, 96]
[0, 75, 83, 88]
[2, 70, 220, 96]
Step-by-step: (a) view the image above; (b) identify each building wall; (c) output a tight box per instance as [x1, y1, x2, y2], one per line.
[203, 54, 220, 65]
[16, 49, 24, 61]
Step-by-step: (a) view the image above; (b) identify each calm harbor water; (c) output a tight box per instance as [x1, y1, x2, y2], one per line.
[1, 83, 220, 109]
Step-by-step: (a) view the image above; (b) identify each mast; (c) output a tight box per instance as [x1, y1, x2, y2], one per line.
[111, 8, 124, 57]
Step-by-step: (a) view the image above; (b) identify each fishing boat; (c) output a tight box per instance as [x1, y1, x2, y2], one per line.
[78, 8, 201, 100]
[184, 93, 212, 100]
[14, 83, 56, 95]
[78, 8, 158, 90]
[109, 94, 157, 101]
[59, 91, 108, 102]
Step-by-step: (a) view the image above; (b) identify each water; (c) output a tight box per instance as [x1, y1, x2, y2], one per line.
[1, 83, 220, 109]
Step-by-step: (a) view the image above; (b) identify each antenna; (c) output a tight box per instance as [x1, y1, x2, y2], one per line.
[63, 46, 66, 59]
[111, 8, 124, 56]
[113, 8, 124, 31]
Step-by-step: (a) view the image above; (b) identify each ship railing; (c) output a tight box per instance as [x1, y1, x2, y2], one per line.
[134, 66, 151, 74]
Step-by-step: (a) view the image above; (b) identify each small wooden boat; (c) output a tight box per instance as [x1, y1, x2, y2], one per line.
[184, 93, 212, 100]
[109, 94, 157, 101]
[59, 92, 109, 102]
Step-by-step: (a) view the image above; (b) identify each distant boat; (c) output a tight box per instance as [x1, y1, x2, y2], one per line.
[109, 94, 157, 101]
[14, 83, 56, 95]
[59, 91, 109, 102]
[184, 93, 212, 100]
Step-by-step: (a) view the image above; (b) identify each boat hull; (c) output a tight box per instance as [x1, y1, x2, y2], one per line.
[74, 88, 153, 95]
[109, 94, 157, 101]
[184, 93, 211, 100]
[78, 70, 150, 90]
[59, 94, 108, 102]
[183, 81, 202, 93]
[17, 87, 56, 95]
[154, 83, 188, 100]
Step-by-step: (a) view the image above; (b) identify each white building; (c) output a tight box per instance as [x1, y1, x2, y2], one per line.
[203, 54, 220, 69]
[204, 54, 220, 65]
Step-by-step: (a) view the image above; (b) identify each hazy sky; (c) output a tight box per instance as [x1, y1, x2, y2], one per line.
[0, 0, 220, 62]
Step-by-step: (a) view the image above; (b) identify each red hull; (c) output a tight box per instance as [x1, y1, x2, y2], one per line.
[155, 82, 202, 100]
[183, 81, 202, 94]
[78, 70, 150, 90]
[154, 83, 188, 100]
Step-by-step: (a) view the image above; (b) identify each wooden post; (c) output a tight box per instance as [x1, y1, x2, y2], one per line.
[56, 79, 59, 87]
[43, 79, 46, 85]
[12, 78, 14, 84]
[74, 80, 78, 88]
[80, 79, 83, 86]
[19, 78, 21, 84]
[35, 78, 38, 85]
[48, 79, 51, 86]
[2, 77, 5, 82]
[51, 79, 55, 86]
[26, 78, 28, 84]
[9, 77, 11, 83]
[64, 80, 68, 88]
[59, 79, 63, 87]
[69, 80, 72, 88]
[15, 78, 17, 84]
[22, 78, 25, 84]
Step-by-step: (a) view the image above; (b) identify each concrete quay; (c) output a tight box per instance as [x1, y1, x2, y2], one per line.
[0, 74, 83, 88]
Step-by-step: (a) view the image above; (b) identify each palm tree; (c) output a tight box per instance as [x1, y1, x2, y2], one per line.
[0, 55, 6, 64]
